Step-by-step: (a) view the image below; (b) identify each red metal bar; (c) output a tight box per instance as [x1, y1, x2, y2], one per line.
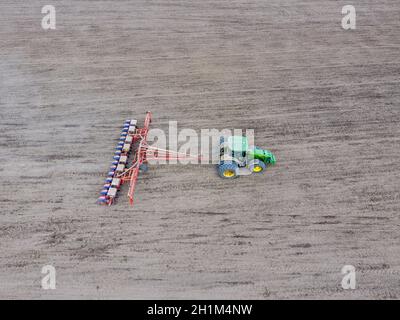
[143, 111, 152, 134]
[127, 166, 139, 205]
[126, 111, 152, 206]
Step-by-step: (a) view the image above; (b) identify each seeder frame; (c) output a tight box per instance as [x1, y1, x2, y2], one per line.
[99, 111, 203, 207]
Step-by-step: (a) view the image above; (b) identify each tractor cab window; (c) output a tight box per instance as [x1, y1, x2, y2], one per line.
[232, 150, 246, 162]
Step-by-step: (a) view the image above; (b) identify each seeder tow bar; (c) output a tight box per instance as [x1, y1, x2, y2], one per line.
[97, 111, 203, 207]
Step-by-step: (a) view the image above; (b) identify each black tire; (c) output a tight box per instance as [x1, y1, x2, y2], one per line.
[248, 159, 266, 173]
[218, 162, 239, 179]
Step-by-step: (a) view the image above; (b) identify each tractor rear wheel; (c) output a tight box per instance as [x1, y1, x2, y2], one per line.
[218, 162, 239, 179]
[248, 159, 266, 173]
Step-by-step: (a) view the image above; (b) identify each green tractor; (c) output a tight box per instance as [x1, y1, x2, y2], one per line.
[218, 136, 276, 179]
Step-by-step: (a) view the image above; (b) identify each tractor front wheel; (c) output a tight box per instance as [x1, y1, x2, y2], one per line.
[218, 162, 239, 179]
[248, 159, 266, 173]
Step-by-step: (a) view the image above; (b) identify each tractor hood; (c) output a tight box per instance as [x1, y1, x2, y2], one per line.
[249, 147, 276, 165]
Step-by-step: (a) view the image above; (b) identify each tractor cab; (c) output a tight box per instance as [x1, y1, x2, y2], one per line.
[220, 136, 248, 166]
[229, 136, 248, 164]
